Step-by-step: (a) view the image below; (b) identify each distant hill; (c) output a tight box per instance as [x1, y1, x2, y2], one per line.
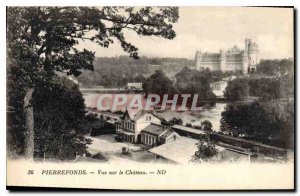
[77, 56, 194, 87]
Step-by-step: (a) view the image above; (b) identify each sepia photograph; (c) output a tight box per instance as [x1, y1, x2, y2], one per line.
[6, 5, 295, 190]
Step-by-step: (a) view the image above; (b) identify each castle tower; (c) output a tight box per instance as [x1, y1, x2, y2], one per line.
[245, 38, 249, 52]
[242, 50, 249, 74]
[195, 50, 203, 70]
[247, 40, 260, 72]
[220, 49, 226, 71]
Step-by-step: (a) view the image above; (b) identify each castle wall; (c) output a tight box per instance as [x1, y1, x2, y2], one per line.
[197, 62, 220, 71]
[195, 38, 259, 73]
[223, 62, 243, 72]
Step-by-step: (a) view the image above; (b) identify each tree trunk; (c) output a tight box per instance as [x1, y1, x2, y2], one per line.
[23, 88, 34, 160]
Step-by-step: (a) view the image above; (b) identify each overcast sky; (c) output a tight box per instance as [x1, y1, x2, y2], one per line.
[77, 7, 293, 60]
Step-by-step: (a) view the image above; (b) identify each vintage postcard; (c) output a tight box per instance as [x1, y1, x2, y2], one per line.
[6, 6, 294, 190]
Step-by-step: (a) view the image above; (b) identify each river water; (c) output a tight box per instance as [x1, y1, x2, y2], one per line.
[158, 103, 226, 131]
[83, 93, 227, 131]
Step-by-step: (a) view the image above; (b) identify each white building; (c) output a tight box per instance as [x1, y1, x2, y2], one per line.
[210, 76, 237, 98]
[210, 80, 228, 98]
[140, 124, 179, 147]
[126, 83, 143, 90]
[116, 110, 178, 146]
[116, 110, 161, 143]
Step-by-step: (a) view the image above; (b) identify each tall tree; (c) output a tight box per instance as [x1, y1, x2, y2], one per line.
[224, 78, 250, 101]
[33, 76, 92, 160]
[191, 137, 218, 163]
[7, 7, 179, 159]
[220, 101, 294, 149]
[143, 70, 176, 94]
[201, 120, 213, 132]
[175, 67, 216, 104]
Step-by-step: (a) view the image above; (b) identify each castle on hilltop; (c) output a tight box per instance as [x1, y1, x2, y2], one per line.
[195, 38, 260, 74]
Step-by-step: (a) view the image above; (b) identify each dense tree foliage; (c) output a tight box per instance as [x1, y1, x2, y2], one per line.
[174, 67, 216, 104]
[77, 56, 150, 87]
[33, 77, 92, 160]
[201, 120, 213, 132]
[191, 137, 219, 162]
[256, 59, 294, 76]
[168, 117, 183, 126]
[142, 68, 217, 105]
[225, 75, 294, 101]
[77, 56, 194, 87]
[220, 100, 294, 149]
[7, 6, 179, 159]
[90, 121, 116, 136]
[224, 58, 294, 102]
[248, 78, 283, 101]
[204, 70, 241, 83]
[143, 70, 177, 94]
[134, 74, 147, 83]
[224, 78, 250, 101]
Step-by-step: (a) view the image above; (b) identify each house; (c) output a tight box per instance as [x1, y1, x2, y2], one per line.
[140, 123, 179, 147]
[210, 76, 237, 98]
[126, 82, 143, 91]
[210, 80, 228, 98]
[171, 124, 207, 139]
[116, 110, 161, 143]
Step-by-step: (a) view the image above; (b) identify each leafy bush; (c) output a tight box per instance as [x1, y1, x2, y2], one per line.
[191, 138, 218, 163]
[186, 123, 192, 127]
[92, 152, 109, 161]
[201, 120, 213, 132]
[90, 121, 116, 136]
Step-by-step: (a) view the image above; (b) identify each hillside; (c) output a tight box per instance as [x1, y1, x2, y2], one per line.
[77, 56, 195, 87]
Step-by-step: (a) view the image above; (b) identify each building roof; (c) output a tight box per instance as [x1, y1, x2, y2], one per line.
[171, 124, 207, 135]
[212, 133, 286, 151]
[117, 128, 135, 136]
[160, 129, 176, 139]
[226, 45, 241, 54]
[122, 109, 161, 122]
[149, 135, 256, 164]
[149, 137, 225, 164]
[210, 80, 228, 85]
[224, 148, 255, 156]
[132, 110, 148, 121]
[127, 82, 142, 86]
[141, 123, 167, 136]
[200, 53, 221, 62]
[149, 137, 199, 164]
[203, 53, 220, 59]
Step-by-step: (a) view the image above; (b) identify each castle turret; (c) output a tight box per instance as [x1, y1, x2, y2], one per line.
[245, 38, 249, 52]
[195, 50, 203, 70]
[195, 50, 202, 59]
[247, 40, 260, 72]
[220, 49, 226, 71]
[242, 50, 249, 74]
